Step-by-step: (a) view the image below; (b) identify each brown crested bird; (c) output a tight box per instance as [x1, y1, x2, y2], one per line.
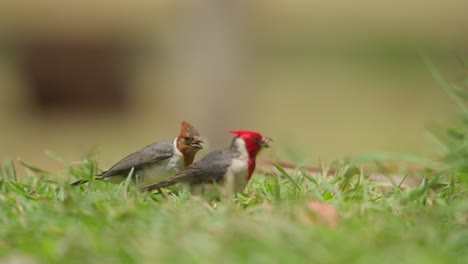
[71, 121, 204, 187]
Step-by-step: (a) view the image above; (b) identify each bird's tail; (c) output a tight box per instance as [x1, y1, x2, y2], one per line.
[70, 175, 103, 187]
[70, 179, 90, 186]
[140, 180, 175, 192]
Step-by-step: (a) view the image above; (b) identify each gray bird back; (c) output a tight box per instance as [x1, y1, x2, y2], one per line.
[170, 148, 234, 185]
[100, 140, 175, 178]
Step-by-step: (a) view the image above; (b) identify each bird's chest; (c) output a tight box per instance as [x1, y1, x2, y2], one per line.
[136, 154, 184, 186]
[223, 157, 249, 193]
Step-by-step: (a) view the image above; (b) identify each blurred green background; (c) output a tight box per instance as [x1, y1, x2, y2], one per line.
[0, 1, 466, 173]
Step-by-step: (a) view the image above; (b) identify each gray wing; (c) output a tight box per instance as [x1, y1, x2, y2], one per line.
[164, 149, 233, 186]
[100, 140, 174, 178]
[142, 148, 232, 191]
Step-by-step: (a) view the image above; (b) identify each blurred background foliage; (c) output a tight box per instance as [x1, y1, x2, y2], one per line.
[0, 0, 467, 174]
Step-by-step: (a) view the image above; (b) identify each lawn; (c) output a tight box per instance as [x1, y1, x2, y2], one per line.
[0, 150, 466, 264]
[1, 58, 467, 264]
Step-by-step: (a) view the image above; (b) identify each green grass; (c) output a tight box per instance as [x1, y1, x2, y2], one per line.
[0, 155, 466, 264]
[1, 56, 467, 263]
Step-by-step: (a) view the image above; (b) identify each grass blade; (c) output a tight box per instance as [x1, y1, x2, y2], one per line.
[274, 163, 303, 193]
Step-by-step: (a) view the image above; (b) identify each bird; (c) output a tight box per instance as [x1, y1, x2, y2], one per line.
[141, 130, 272, 198]
[71, 121, 204, 187]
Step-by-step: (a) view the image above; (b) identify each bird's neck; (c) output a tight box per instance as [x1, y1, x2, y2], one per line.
[247, 158, 256, 180]
[174, 137, 196, 167]
[183, 152, 197, 167]
[231, 138, 257, 180]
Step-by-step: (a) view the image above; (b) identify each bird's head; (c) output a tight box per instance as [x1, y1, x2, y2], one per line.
[229, 130, 272, 158]
[177, 121, 204, 165]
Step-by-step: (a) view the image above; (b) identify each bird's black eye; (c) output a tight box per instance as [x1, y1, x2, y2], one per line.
[184, 136, 191, 143]
[253, 137, 260, 143]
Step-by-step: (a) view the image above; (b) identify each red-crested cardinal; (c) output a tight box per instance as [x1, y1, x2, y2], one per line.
[141, 130, 272, 196]
[71, 121, 204, 187]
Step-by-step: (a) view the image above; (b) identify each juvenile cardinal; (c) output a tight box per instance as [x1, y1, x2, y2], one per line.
[141, 130, 271, 197]
[71, 121, 204, 187]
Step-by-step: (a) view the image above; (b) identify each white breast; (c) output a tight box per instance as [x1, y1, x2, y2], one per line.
[224, 138, 249, 193]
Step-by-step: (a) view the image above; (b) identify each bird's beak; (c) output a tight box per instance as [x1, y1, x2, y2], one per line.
[191, 138, 204, 149]
[261, 137, 273, 148]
